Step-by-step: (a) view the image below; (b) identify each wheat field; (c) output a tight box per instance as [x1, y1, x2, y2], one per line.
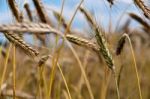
[0, 0, 150, 99]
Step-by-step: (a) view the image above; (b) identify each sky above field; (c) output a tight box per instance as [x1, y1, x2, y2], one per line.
[0, 0, 146, 41]
[0, 0, 140, 27]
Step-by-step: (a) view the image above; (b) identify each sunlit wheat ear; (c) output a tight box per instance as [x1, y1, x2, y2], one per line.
[116, 34, 126, 55]
[4, 32, 39, 57]
[53, 11, 69, 30]
[24, 3, 33, 21]
[66, 34, 99, 52]
[129, 13, 150, 29]
[134, 0, 150, 19]
[8, 0, 22, 22]
[32, 0, 51, 25]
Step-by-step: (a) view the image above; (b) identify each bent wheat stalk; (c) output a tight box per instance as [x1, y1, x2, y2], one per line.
[119, 33, 143, 99]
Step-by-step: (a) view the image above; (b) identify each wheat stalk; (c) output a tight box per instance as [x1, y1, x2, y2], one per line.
[12, 45, 16, 99]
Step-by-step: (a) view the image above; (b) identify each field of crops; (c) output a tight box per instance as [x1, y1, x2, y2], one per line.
[0, 0, 150, 99]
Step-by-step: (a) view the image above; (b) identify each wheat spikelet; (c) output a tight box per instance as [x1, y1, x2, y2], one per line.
[32, 0, 51, 25]
[134, 0, 150, 19]
[80, 7, 114, 70]
[116, 34, 126, 55]
[129, 13, 150, 29]
[66, 34, 99, 52]
[4, 32, 39, 57]
[8, 0, 22, 22]
[24, 3, 33, 21]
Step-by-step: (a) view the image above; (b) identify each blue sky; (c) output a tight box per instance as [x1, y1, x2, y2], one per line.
[0, 0, 142, 28]
[0, 0, 147, 42]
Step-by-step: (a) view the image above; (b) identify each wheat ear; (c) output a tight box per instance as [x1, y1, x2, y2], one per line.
[129, 13, 150, 29]
[107, 0, 114, 7]
[24, 3, 33, 21]
[32, 0, 51, 25]
[4, 32, 39, 57]
[134, 0, 150, 19]
[8, 0, 23, 22]
[80, 6, 120, 99]
[80, 6, 114, 70]
[66, 34, 99, 52]
[116, 34, 126, 55]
